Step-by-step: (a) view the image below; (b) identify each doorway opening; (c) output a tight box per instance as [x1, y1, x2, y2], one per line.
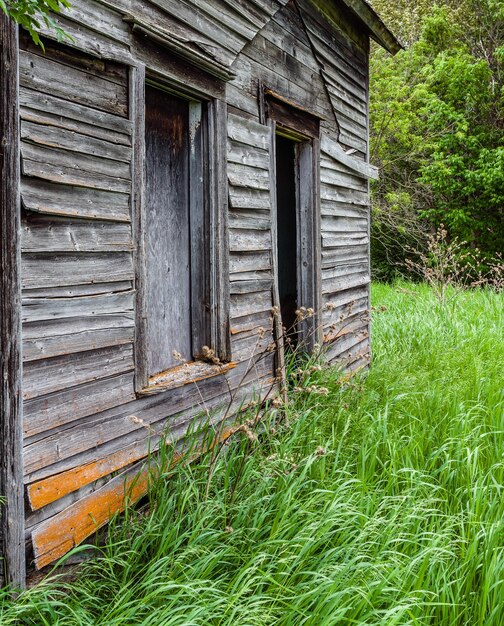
[275, 134, 299, 346]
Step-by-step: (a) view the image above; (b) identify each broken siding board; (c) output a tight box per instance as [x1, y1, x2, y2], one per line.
[21, 180, 130, 222]
[320, 168, 368, 193]
[228, 213, 271, 230]
[31, 462, 150, 569]
[19, 89, 132, 137]
[227, 142, 270, 170]
[24, 359, 275, 481]
[21, 121, 132, 163]
[321, 216, 368, 233]
[22, 143, 131, 183]
[322, 261, 370, 280]
[326, 333, 369, 363]
[23, 344, 134, 401]
[321, 246, 369, 267]
[19, 51, 128, 117]
[322, 285, 369, 309]
[21, 32, 128, 85]
[225, 83, 260, 117]
[321, 234, 369, 249]
[22, 159, 130, 195]
[230, 310, 273, 335]
[22, 252, 134, 288]
[320, 185, 368, 207]
[322, 295, 368, 327]
[229, 278, 272, 294]
[26, 372, 276, 525]
[228, 113, 270, 150]
[320, 201, 367, 218]
[21, 217, 133, 253]
[231, 334, 273, 362]
[23, 373, 136, 438]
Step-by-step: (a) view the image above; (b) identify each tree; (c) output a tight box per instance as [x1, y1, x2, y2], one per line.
[0, 0, 71, 47]
[369, 1, 504, 278]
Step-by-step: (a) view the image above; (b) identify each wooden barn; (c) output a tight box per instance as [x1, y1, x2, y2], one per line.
[0, 0, 399, 587]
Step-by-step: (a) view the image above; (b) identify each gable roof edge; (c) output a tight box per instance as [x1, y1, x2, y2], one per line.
[338, 0, 402, 54]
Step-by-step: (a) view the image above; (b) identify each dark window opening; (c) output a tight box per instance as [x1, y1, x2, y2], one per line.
[275, 134, 298, 345]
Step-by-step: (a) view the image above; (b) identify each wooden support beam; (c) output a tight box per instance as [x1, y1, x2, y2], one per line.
[0, 15, 25, 589]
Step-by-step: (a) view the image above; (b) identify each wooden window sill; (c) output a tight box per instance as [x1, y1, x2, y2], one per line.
[137, 360, 236, 396]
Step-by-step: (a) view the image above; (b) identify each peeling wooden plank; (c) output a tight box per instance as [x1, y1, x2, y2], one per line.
[31, 462, 151, 569]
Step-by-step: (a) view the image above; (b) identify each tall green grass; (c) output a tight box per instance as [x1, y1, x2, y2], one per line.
[1, 282, 502, 625]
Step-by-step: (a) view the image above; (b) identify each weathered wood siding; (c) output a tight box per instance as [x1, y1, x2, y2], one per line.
[11, 0, 375, 574]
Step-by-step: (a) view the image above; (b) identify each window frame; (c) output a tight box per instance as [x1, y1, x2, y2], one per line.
[131, 65, 230, 395]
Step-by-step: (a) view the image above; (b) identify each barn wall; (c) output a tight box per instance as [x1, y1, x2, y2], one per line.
[15, 0, 373, 572]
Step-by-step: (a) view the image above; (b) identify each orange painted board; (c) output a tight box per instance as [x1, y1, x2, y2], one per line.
[31, 427, 240, 570]
[27, 443, 156, 511]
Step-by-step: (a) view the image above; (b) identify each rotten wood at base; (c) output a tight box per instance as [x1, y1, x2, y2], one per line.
[31, 381, 278, 570]
[138, 361, 237, 396]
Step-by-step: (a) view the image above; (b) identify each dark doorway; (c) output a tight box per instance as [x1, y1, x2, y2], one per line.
[275, 135, 298, 343]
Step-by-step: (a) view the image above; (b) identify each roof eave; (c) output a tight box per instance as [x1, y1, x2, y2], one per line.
[338, 0, 403, 54]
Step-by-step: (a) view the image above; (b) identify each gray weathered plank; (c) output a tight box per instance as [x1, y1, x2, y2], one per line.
[21, 215, 133, 253]
[23, 319, 134, 362]
[230, 290, 273, 318]
[23, 372, 135, 439]
[22, 281, 133, 299]
[229, 187, 271, 210]
[23, 344, 134, 401]
[22, 290, 134, 323]
[0, 13, 26, 589]
[229, 227, 271, 252]
[19, 88, 132, 136]
[229, 251, 271, 274]
[21, 121, 132, 164]
[22, 252, 134, 288]
[19, 50, 128, 117]
[21, 179, 130, 222]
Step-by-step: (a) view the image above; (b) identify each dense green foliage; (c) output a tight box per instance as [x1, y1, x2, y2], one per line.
[0, 0, 70, 47]
[1, 283, 502, 625]
[369, 1, 503, 279]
